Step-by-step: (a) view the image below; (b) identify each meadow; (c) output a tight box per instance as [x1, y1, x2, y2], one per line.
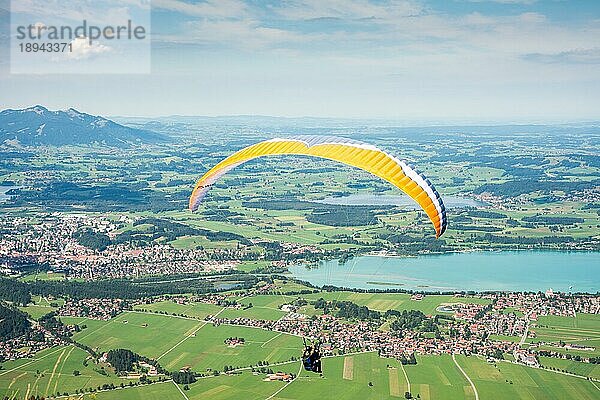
[133, 300, 223, 320]
[4, 288, 600, 399]
[529, 313, 600, 357]
[61, 351, 600, 400]
[90, 371, 287, 400]
[58, 309, 303, 374]
[158, 323, 303, 372]
[302, 291, 491, 315]
[454, 354, 599, 400]
[539, 357, 600, 380]
[63, 312, 202, 359]
[133, 295, 289, 321]
[0, 346, 123, 400]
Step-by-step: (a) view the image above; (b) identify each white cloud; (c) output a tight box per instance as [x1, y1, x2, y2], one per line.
[153, 0, 248, 19]
[66, 36, 111, 60]
[466, 0, 537, 4]
[522, 48, 600, 64]
[10, 0, 141, 26]
[271, 0, 424, 20]
[157, 19, 307, 49]
[150, 0, 600, 82]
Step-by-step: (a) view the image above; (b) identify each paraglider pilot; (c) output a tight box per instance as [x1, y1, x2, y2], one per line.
[302, 338, 322, 373]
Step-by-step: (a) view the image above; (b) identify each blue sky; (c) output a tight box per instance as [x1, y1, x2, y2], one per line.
[0, 0, 599, 122]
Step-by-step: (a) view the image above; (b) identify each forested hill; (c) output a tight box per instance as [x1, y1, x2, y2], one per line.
[0, 106, 168, 147]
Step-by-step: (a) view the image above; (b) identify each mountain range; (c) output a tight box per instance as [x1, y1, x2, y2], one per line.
[0, 106, 168, 147]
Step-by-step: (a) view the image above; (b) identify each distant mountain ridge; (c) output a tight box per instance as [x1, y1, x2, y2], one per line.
[0, 106, 168, 147]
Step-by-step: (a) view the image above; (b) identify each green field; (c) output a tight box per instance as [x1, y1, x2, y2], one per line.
[528, 313, 600, 357]
[133, 300, 223, 320]
[92, 381, 184, 400]
[66, 351, 600, 400]
[59, 310, 303, 374]
[4, 337, 600, 399]
[454, 355, 600, 400]
[17, 295, 63, 320]
[404, 355, 471, 399]
[19, 272, 66, 282]
[218, 306, 286, 321]
[488, 334, 521, 343]
[274, 352, 408, 400]
[134, 296, 289, 321]
[235, 295, 297, 309]
[18, 304, 56, 320]
[184, 371, 287, 400]
[91, 371, 287, 400]
[65, 312, 202, 359]
[536, 314, 600, 331]
[0, 346, 123, 400]
[159, 323, 303, 372]
[235, 261, 271, 272]
[539, 356, 600, 380]
[130, 291, 496, 323]
[302, 291, 491, 315]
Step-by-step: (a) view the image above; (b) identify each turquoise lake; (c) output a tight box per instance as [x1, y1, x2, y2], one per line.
[288, 251, 600, 293]
[315, 193, 486, 208]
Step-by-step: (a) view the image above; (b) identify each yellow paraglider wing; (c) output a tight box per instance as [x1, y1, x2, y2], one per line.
[189, 136, 447, 237]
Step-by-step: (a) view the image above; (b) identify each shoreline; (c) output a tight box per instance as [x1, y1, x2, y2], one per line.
[289, 250, 600, 294]
[363, 248, 600, 259]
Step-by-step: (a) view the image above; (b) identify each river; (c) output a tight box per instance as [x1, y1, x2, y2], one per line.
[288, 251, 600, 293]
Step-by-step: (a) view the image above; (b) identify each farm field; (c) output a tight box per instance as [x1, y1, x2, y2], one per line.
[91, 381, 184, 400]
[17, 304, 56, 320]
[453, 355, 600, 400]
[183, 371, 287, 400]
[536, 313, 600, 331]
[528, 313, 600, 357]
[19, 272, 66, 282]
[487, 334, 521, 343]
[0, 346, 122, 400]
[134, 292, 495, 322]
[274, 352, 408, 400]
[235, 295, 297, 309]
[218, 306, 286, 321]
[133, 300, 223, 320]
[158, 323, 303, 372]
[58, 309, 303, 374]
[3, 331, 600, 399]
[65, 312, 202, 359]
[68, 351, 600, 400]
[302, 291, 491, 315]
[403, 355, 472, 399]
[538, 357, 600, 380]
[17, 295, 65, 320]
[235, 261, 271, 272]
[90, 371, 287, 400]
[134, 295, 291, 321]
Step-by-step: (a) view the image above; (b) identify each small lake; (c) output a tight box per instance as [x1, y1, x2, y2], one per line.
[0, 185, 19, 202]
[216, 282, 242, 291]
[315, 193, 485, 208]
[288, 251, 600, 293]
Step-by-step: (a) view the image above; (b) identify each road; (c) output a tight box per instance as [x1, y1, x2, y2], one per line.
[452, 354, 479, 400]
[519, 313, 530, 346]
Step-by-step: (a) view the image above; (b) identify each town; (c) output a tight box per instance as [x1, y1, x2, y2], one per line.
[3, 281, 598, 379]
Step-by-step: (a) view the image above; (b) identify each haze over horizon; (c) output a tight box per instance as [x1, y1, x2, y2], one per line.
[1, 0, 599, 121]
[6, 104, 600, 126]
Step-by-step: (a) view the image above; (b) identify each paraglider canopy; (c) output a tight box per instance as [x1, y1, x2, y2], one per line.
[189, 135, 447, 237]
